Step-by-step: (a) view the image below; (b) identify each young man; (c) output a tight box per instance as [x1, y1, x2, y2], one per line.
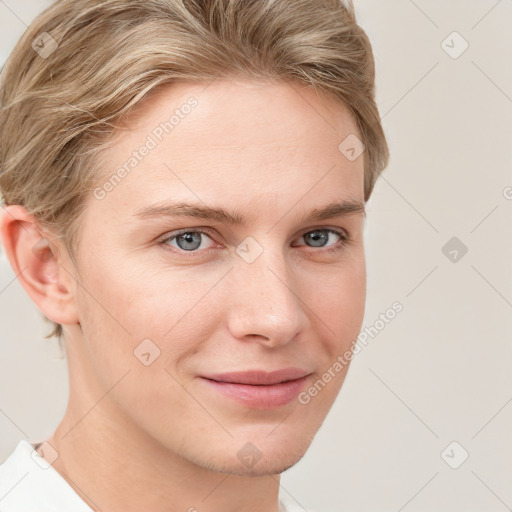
[0, 0, 389, 510]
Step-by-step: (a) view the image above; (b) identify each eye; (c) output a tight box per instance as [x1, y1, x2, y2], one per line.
[159, 229, 217, 252]
[293, 228, 348, 251]
[158, 227, 350, 256]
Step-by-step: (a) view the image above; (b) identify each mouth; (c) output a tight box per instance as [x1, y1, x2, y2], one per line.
[199, 368, 311, 409]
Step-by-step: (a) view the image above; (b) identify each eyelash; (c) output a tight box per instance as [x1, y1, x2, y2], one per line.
[157, 227, 350, 256]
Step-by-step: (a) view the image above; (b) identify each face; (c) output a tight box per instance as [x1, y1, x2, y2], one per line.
[69, 78, 366, 476]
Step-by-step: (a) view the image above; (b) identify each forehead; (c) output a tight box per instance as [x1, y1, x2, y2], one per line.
[122, 77, 358, 135]
[90, 78, 364, 223]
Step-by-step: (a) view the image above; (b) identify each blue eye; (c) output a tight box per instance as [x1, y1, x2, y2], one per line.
[160, 230, 216, 252]
[295, 229, 347, 249]
[158, 227, 349, 255]
[171, 231, 201, 251]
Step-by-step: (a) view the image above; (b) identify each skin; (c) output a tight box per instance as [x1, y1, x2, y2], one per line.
[0, 78, 366, 512]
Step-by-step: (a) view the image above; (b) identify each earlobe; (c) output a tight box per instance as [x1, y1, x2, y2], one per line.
[0, 204, 80, 327]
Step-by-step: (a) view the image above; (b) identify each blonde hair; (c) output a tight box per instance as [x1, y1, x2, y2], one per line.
[0, 0, 389, 341]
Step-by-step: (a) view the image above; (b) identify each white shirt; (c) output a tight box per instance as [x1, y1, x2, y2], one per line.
[0, 440, 313, 512]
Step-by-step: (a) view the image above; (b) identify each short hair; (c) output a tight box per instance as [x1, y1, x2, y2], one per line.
[0, 0, 389, 341]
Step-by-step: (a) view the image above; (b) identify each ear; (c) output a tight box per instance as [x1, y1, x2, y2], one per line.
[0, 204, 80, 328]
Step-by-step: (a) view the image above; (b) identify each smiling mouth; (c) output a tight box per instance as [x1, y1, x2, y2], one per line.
[199, 368, 311, 409]
[200, 367, 311, 385]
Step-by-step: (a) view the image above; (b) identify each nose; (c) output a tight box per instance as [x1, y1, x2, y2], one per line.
[227, 244, 310, 348]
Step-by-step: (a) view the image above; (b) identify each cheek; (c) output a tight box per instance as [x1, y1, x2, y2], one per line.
[338, 260, 366, 332]
[294, 258, 366, 434]
[305, 251, 366, 347]
[76, 254, 223, 367]
[73, 258, 220, 416]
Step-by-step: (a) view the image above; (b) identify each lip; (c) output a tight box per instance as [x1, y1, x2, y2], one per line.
[199, 368, 311, 409]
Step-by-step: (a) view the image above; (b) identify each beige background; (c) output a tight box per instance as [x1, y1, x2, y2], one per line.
[1, 1, 511, 511]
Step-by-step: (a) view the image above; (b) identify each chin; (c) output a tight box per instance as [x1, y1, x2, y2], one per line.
[201, 449, 309, 477]
[191, 428, 316, 477]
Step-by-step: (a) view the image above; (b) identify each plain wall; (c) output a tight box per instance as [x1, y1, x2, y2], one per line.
[1, 1, 511, 511]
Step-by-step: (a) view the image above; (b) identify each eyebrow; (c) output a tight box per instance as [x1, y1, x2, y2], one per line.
[132, 199, 365, 224]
